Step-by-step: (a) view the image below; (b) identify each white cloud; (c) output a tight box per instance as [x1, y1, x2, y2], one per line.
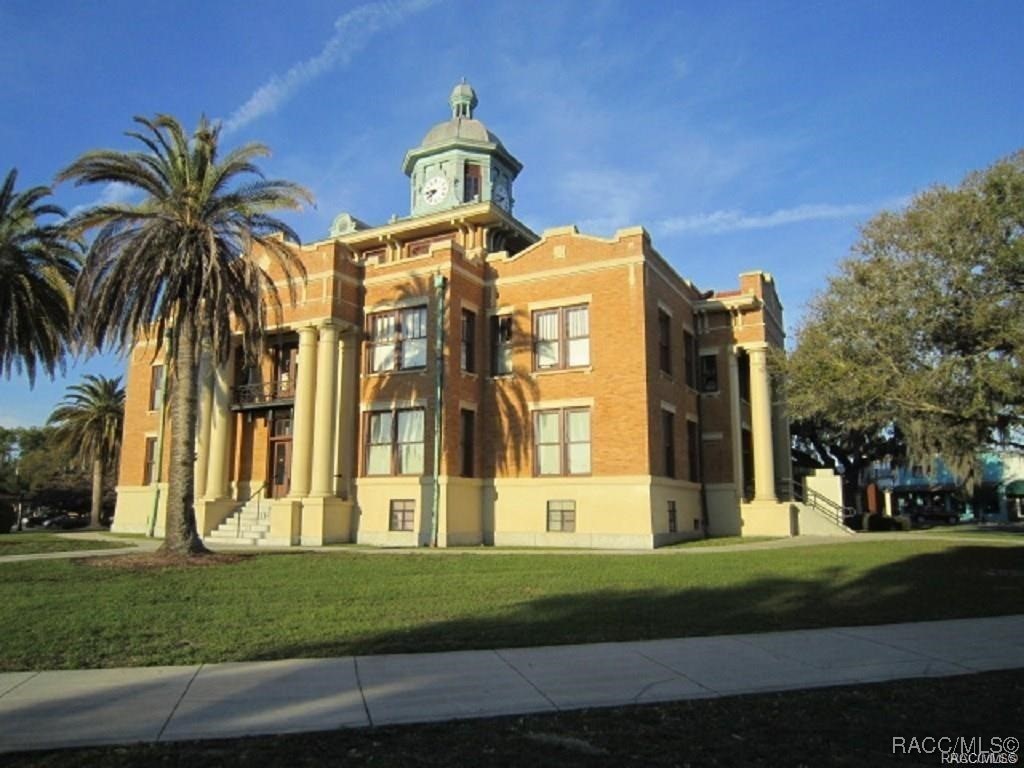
[68, 181, 135, 216]
[222, 0, 438, 135]
[659, 201, 882, 235]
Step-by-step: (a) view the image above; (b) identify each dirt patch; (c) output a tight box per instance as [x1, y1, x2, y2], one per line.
[78, 552, 249, 571]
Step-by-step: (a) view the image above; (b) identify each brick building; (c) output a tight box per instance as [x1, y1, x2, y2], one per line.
[112, 82, 800, 548]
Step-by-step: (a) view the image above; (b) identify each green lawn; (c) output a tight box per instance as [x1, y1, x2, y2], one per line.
[0, 533, 133, 556]
[915, 522, 1024, 539]
[8, 669, 1023, 767]
[664, 535, 779, 548]
[0, 538, 1020, 671]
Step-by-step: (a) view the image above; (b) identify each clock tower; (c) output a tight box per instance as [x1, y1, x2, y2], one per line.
[403, 81, 522, 217]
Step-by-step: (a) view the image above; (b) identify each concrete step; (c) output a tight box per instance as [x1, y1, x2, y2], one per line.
[206, 534, 260, 546]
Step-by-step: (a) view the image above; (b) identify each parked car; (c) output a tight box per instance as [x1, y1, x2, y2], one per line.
[41, 513, 89, 530]
[892, 486, 965, 526]
[20, 508, 63, 528]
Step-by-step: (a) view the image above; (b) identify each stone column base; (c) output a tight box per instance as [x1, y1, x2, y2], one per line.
[266, 499, 303, 546]
[740, 500, 798, 537]
[197, 498, 240, 537]
[300, 497, 354, 546]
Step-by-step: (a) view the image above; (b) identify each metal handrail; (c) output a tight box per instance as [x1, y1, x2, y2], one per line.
[235, 482, 267, 538]
[784, 479, 854, 527]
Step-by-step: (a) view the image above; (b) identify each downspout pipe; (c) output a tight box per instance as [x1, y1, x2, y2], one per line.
[431, 273, 447, 547]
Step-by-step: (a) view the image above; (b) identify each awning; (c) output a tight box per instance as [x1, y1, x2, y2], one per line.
[1006, 479, 1024, 497]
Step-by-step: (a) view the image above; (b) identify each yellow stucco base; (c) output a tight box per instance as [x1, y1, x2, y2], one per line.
[196, 498, 238, 537]
[300, 497, 355, 545]
[704, 484, 743, 536]
[266, 499, 303, 546]
[355, 477, 432, 546]
[740, 500, 797, 536]
[112, 484, 167, 536]
[351, 474, 726, 549]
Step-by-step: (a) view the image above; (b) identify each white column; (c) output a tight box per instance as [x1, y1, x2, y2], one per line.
[748, 344, 776, 502]
[194, 348, 214, 500]
[333, 329, 359, 500]
[728, 347, 744, 499]
[289, 325, 319, 498]
[310, 322, 340, 497]
[205, 348, 235, 500]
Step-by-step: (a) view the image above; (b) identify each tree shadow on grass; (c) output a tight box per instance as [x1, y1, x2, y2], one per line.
[253, 544, 1024, 660]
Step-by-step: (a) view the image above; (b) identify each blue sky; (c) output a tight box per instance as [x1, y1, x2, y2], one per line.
[2, 0, 1022, 427]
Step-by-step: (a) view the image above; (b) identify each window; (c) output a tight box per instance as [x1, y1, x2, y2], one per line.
[668, 500, 678, 533]
[687, 420, 700, 482]
[490, 315, 514, 375]
[460, 409, 475, 478]
[143, 437, 158, 485]
[275, 343, 298, 398]
[407, 235, 452, 258]
[389, 500, 415, 532]
[366, 409, 425, 475]
[657, 310, 671, 374]
[547, 500, 576, 532]
[535, 408, 591, 476]
[148, 365, 164, 411]
[368, 307, 427, 373]
[662, 409, 675, 478]
[683, 330, 696, 389]
[464, 162, 481, 202]
[534, 305, 589, 370]
[461, 310, 476, 373]
[699, 354, 719, 392]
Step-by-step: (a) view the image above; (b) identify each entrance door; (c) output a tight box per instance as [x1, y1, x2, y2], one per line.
[269, 409, 293, 498]
[271, 441, 292, 498]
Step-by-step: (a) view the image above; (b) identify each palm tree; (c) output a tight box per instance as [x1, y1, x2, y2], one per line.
[0, 169, 79, 384]
[47, 375, 125, 528]
[58, 115, 311, 555]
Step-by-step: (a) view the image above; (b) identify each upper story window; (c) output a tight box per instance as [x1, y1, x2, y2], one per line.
[699, 354, 719, 392]
[657, 310, 671, 375]
[534, 305, 589, 371]
[535, 407, 591, 476]
[368, 307, 427, 373]
[683, 330, 696, 389]
[143, 436, 158, 485]
[148, 365, 164, 411]
[407, 235, 451, 259]
[461, 309, 476, 373]
[365, 408, 425, 476]
[490, 315, 514, 375]
[464, 162, 481, 202]
[662, 408, 676, 479]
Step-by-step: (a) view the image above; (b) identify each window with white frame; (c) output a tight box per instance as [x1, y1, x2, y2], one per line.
[365, 409, 425, 475]
[490, 314, 514, 375]
[534, 407, 591, 476]
[533, 305, 589, 370]
[368, 306, 427, 373]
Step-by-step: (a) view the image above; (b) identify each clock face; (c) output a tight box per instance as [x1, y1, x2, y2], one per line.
[422, 175, 449, 206]
[493, 180, 510, 210]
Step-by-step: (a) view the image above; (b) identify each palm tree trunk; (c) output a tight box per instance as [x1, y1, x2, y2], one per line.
[161, 323, 208, 555]
[90, 457, 103, 529]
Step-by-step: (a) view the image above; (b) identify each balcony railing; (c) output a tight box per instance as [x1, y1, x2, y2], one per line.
[232, 381, 295, 410]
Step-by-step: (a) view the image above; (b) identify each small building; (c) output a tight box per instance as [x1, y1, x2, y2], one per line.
[112, 82, 797, 548]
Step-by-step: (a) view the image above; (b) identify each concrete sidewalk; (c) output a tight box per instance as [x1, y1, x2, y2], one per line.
[1, 614, 1022, 754]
